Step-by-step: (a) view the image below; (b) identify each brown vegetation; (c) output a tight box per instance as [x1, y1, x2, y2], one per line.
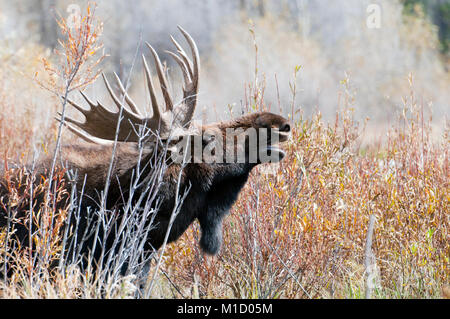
[0, 1, 448, 299]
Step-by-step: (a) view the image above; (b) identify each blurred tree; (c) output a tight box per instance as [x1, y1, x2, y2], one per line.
[257, 0, 266, 17]
[37, 0, 59, 48]
[434, 1, 450, 54]
[401, 0, 450, 55]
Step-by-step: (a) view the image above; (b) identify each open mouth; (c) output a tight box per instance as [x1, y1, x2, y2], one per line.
[265, 129, 290, 162]
[258, 128, 290, 163]
[266, 145, 286, 162]
[268, 128, 290, 144]
[277, 131, 290, 143]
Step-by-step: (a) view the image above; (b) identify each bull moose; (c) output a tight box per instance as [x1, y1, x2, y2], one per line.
[0, 26, 290, 273]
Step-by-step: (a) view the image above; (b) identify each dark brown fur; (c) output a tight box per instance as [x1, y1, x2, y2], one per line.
[0, 112, 290, 270]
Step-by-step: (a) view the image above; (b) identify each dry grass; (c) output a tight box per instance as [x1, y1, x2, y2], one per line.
[0, 3, 448, 299]
[0, 72, 448, 298]
[162, 73, 449, 299]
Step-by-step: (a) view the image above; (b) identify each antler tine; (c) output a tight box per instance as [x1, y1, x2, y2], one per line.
[111, 72, 142, 116]
[64, 95, 90, 116]
[172, 26, 200, 127]
[65, 121, 114, 146]
[102, 72, 135, 115]
[165, 50, 192, 90]
[78, 90, 96, 108]
[78, 90, 121, 119]
[57, 111, 84, 128]
[177, 25, 200, 89]
[146, 42, 174, 112]
[169, 35, 194, 80]
[142, 54, 161, 119]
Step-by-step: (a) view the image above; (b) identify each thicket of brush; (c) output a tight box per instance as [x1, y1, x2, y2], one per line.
[162, 74, 449, 299]
[0, 3, 448, 299]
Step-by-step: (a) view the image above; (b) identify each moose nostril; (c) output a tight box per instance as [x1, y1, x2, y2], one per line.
[280, 123, 291, 132]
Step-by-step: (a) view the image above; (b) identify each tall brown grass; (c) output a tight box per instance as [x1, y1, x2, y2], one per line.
[162, 72, 449, 299]
[1, 70, 448, 299]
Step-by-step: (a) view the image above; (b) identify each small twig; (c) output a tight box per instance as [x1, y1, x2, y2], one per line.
[145, 152, 191, 298]
[274, 73, 281, 114]
[265, 238, 311, 299]
[364, 214, 377, 299]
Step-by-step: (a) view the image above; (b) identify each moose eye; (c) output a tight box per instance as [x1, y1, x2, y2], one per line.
[203, 134, 215, 145]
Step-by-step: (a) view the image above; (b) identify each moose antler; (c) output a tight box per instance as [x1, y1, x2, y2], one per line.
[61, 26, 200, 144]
